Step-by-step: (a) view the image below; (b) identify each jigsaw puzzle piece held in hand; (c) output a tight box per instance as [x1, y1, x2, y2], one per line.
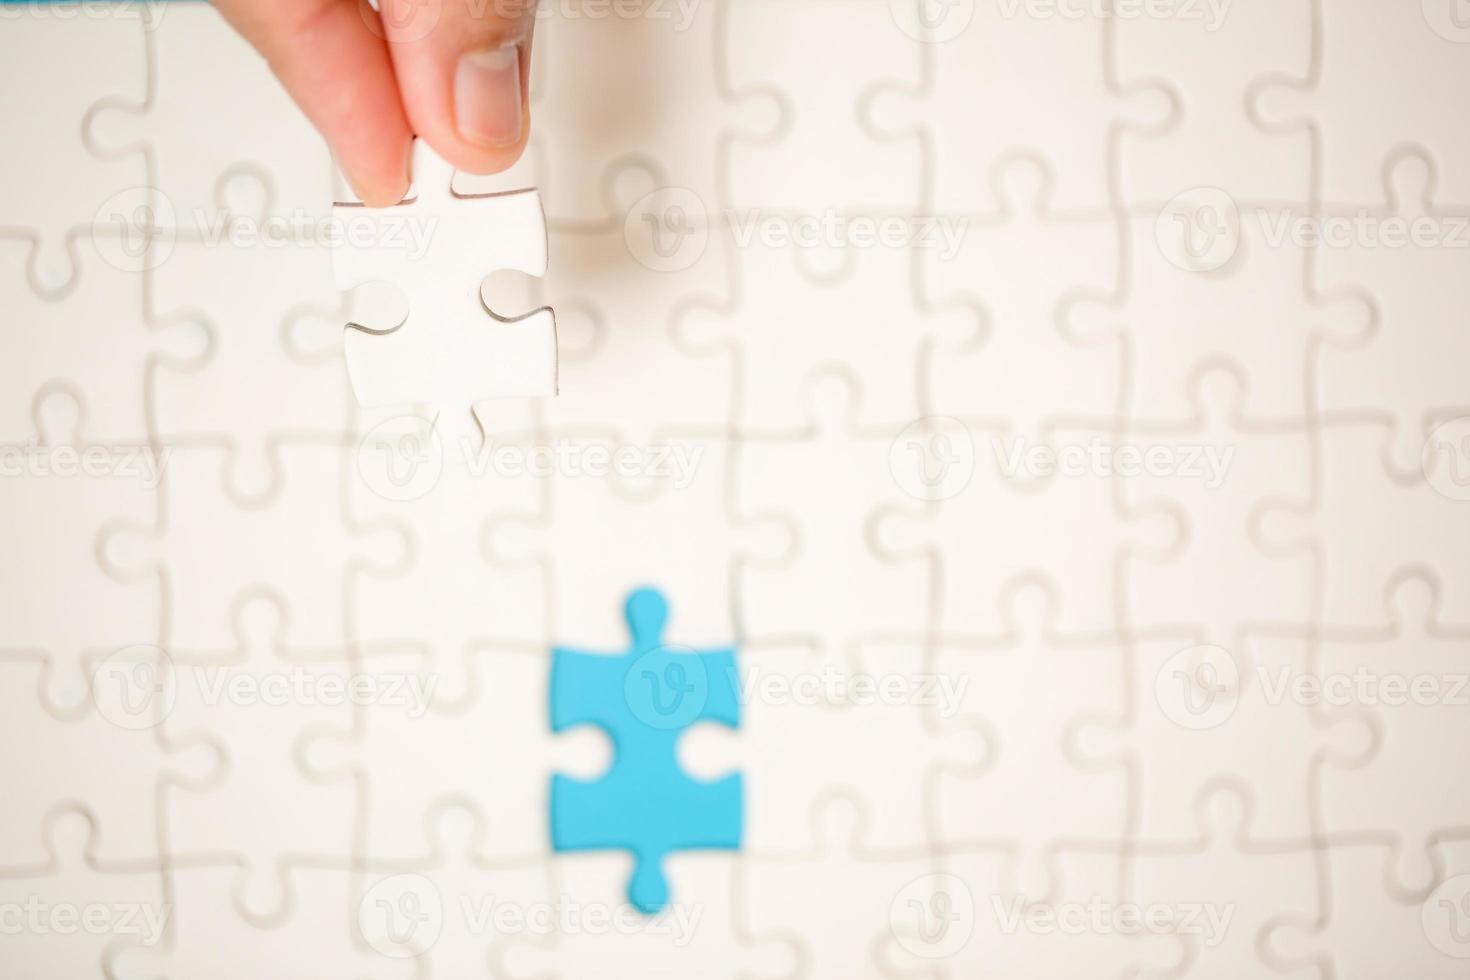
[550, 588, 742, 915]
[332, 139, 556, 458]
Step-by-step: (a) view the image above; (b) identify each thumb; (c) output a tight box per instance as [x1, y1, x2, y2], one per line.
[378, 0, 536, 175]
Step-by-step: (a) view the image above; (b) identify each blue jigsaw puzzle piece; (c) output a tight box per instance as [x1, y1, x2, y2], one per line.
[550, 587, 742, 914]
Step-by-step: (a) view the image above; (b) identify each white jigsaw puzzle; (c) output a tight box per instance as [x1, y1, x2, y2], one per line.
[4, 0, 1470, 977]
[333, 139, 558, 458]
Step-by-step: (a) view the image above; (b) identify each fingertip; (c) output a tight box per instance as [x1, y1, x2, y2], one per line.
[217, 0, 416, 206]
[342, 136, 414, 206]
[418, 124, 530, 178]
[379, 0, 535, 177]
[403, 57, 532, 177]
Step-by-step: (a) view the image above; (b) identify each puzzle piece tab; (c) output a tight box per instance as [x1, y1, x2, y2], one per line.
[332, 139, 557, 457]
[549, 588, 742, 914]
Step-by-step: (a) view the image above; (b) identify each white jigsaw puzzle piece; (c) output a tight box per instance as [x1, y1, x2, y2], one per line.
[333, 140, 557, 457]
[0, 6, 147, 295]
[84, 1, 333, 233]
[0, 810, 168, 979]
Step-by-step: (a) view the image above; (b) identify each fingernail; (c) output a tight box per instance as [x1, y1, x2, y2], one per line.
[401, 138, 415, 191]
[455, 44, 523, 148]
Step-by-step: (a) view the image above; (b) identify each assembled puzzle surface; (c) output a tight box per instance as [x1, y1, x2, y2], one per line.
[3, 0, 1470, 976]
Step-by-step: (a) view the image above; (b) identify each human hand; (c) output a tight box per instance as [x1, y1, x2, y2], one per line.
[214, 0, 535, 205]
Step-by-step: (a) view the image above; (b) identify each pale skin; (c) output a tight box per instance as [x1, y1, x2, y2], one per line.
[214, 0, 535, 206]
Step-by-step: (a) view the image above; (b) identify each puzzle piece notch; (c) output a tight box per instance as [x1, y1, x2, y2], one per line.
[1119, 366, 1318, 644]
[0, 808, 169, 980]
[0, 655, 214, 868]
[735, 372, 933, 660]
[1069, 630, 1373, 845]
[2, 8, 148, 296]
[681, 640, 986, 858]
[918, 156, 1125, 441]
[353, 802, 554, 969]
[872, 422, 1182, 638]
[333, 139, 557, 460]
[1255, 422, 1470, 628]
[485, 433, 789, 648]
[147, 230, 348, 501]
[1264, 840, 1470, 980]
[1127, 785, 1321, 979]
[1316, 572, 1470, 899]
[549, 587, 741, 914]
[1249, 3, 1470, 207]
[723, 0, 922, 214]
[743, 797, 953, 978]
[675, 233, 971, 433]
[933, 579, 1129, 902]
[1114, 0, 1313, 204]
[98, 442, 408, 653]
[529, 0, 779, 225]
[0, 234, 205, 450]
[82, 1, 335, 232]
[0, 385, 166, 713]
[111, 863, 415, 980]
[1061, 210, 1374, 423]
[861, 2, 1173, 214]
[157, 595, 357, 924]
[297, 648, 609, 864]
[1313, 150, 1470, 476]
